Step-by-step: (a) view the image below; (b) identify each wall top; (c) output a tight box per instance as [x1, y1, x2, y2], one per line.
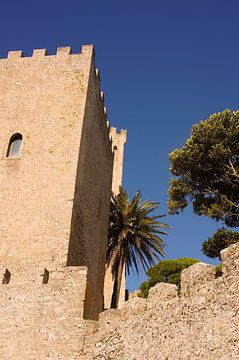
[4, 45, 94, 60]
[110, 127, 127, 144]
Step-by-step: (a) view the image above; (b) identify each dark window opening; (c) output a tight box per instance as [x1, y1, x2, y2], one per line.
[42, 268, 49, 284]
[6, 133, 22, 157]
[2, 269, 11, 284]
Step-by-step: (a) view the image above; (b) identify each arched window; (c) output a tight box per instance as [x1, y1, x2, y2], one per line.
[6, 133, 22, 157]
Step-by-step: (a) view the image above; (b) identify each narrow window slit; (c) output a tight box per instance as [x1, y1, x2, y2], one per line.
[42, 268, 49, 284]
[2, 269, 11, 284]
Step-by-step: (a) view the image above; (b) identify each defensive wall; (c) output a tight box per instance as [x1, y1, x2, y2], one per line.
[0, 266, 88, 360]
[83, 242, 239, 359]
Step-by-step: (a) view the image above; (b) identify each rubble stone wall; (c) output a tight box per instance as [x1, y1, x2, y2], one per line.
[83, 242, 239, 360]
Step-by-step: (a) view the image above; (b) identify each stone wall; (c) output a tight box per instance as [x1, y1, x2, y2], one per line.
[109, 127, 127, 195]
[0, 46, 91, 269]
[82, 242, 239, 359]
[67, 54, 114, 319]
[0, 45, 114, 321]
[104, 128, 127, 309]
[0, 266, 88, 360]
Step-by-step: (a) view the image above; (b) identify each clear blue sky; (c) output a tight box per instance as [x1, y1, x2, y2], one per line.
[1, 1, 239, 290]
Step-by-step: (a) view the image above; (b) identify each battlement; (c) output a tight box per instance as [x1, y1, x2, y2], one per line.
[0, 45, 111, 147]
[110, 127, 127, 143]
[5, 45, 94, 60]
[84, 242, 239, 359]
[143, 241, 239, 301]
[0, 266, 87, 285]
[0, 266, 89, 359]
[109, 127, 127, 156]
[4, 45, 108, 123]
[145, 244, 237, 301]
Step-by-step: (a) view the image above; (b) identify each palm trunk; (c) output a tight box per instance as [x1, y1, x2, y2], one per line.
[110, 256, 124, 309]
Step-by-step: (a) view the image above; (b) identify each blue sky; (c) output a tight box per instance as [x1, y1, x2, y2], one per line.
[1, 1, 239, 290]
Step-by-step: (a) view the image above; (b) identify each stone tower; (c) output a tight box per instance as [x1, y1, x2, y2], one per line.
[0, 45, 125, 359]
[110, 127, 127, 194]
[104, 127, 127, 309]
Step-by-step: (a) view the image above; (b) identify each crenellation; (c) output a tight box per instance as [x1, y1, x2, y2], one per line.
[89, 64, 111, 141]
[93, 67, 102, 104]
[109, 126, 117, 137]
[1, 44, 95, 62]
[81, 44, 94, 57]
[85, 243, 239, 359]
[7, 50, 23, 59]
[119, 128, 127, 143]
[95, 67, 100, 80]
[56, 46, 72, 56]
[109, 127, 127, 144]
[120, 128, 127, 136]
[32, 48, 48, 57]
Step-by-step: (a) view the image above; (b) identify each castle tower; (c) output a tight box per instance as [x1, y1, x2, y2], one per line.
[110, 127, 127, 194]
[0, 45, 116, 359]
[104, 127, 127, 309]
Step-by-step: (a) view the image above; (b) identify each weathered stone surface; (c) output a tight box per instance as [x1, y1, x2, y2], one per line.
[221, 242, 239, 278]
[82, 243, 239, 359]
[181, 261, 216, 296]
[104, 128, 127, 310]
[3, 43, 239, 359]
[0, 45, 114, 320]
[148, 282, 178, 301]
[0, 45, 126, 358]
[0, 266, 88, 359]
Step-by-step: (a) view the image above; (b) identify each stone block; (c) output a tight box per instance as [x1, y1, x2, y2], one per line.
[181, 262, 216, 296]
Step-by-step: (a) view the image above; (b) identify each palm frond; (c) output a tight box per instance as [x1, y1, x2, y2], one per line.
[107, 188, 169, 278]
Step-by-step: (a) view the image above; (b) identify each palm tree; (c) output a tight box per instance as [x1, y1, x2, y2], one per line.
[106, 187, 170, 309]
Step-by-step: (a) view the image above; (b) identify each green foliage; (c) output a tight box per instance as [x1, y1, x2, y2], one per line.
[215, 263, 223, 277]
[107, 187, 169, 308]
[168, 109, 239, 227]
[137, 279, 155, 298]
[202, 228, 239, 259]
[138, 257, 199, 298]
